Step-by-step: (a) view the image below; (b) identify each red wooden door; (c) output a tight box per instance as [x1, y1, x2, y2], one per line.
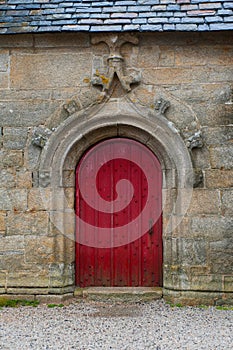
[75, 138, 162, 287]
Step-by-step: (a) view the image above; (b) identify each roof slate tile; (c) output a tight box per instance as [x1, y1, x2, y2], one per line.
[225, 15, 233, 21]
[141, 24, 163, 30]
[210, 22, 233, 29]
[90, 24, 122, 31]
[163, 23, 175, 29]
[181, 16, 204, 22]
[198, 23, 210, 30]
[132, 18, 147, 23]
[176, 23, 198, 29]
[224, 2, 233, 9]
[0, 0, 232, 33]
[205, 15, 223, 22]
[151, 5, 167, 10]
[123, 23, 140, 30]
[148, 17, 169, 23]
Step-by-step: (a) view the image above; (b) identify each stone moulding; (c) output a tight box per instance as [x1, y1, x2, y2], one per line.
[40, 97, 193, 193]
[91, 34, 141, 93]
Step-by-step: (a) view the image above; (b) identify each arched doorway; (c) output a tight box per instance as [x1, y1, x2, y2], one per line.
[39, 97, 193, 296]
[75, 138, 163, 287]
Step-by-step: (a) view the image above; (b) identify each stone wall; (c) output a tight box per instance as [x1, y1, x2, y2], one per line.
[0, 32, 232, 305]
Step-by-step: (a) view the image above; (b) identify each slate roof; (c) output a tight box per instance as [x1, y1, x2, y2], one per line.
[0, 0, 233, 34]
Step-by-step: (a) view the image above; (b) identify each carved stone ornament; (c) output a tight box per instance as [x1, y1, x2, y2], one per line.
[39, 170, 51, 188]
[185, 131, 203, 150]
[91, 34, 141, 93]
[32, 126, 52, 148]
[63, 100, 80, 115]
[154, 98, 170, 114]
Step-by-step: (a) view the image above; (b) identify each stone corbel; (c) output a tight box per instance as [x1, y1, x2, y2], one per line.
[63, 100, 80, 116]
[91, 34, 141, 93]
[154, 98, 170, 115]
[32, 126, 53, 148]
[185, 131, 203, 150]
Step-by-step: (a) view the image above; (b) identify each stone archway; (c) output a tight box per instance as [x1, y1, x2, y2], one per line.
[39, 97, 193, 295]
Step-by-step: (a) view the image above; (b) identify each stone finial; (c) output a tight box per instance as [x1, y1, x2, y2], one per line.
[154, 98, 170, 114]
[32, 126, 52, 148]
[185, 131, 203, 150]
[91, 33, 141, 93]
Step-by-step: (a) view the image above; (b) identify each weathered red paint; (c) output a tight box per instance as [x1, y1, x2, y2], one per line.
[75, 138, 162, 287]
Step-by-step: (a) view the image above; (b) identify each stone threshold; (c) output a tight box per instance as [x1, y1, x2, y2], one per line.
[74, 287, 163, 302]
[0, 287, 162, 304]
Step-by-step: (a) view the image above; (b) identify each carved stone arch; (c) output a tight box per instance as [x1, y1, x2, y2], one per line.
[41, 98, 192, 183]
[39, 97, 193, 292]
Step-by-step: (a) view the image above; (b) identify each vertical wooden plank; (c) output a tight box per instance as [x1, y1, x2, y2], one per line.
[130, 144, 140, 286]
[113, 156, 130, 286]
[95, 145, 112, 286]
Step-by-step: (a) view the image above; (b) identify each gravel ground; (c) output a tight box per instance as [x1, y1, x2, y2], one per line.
[0, 299, 232, 350]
